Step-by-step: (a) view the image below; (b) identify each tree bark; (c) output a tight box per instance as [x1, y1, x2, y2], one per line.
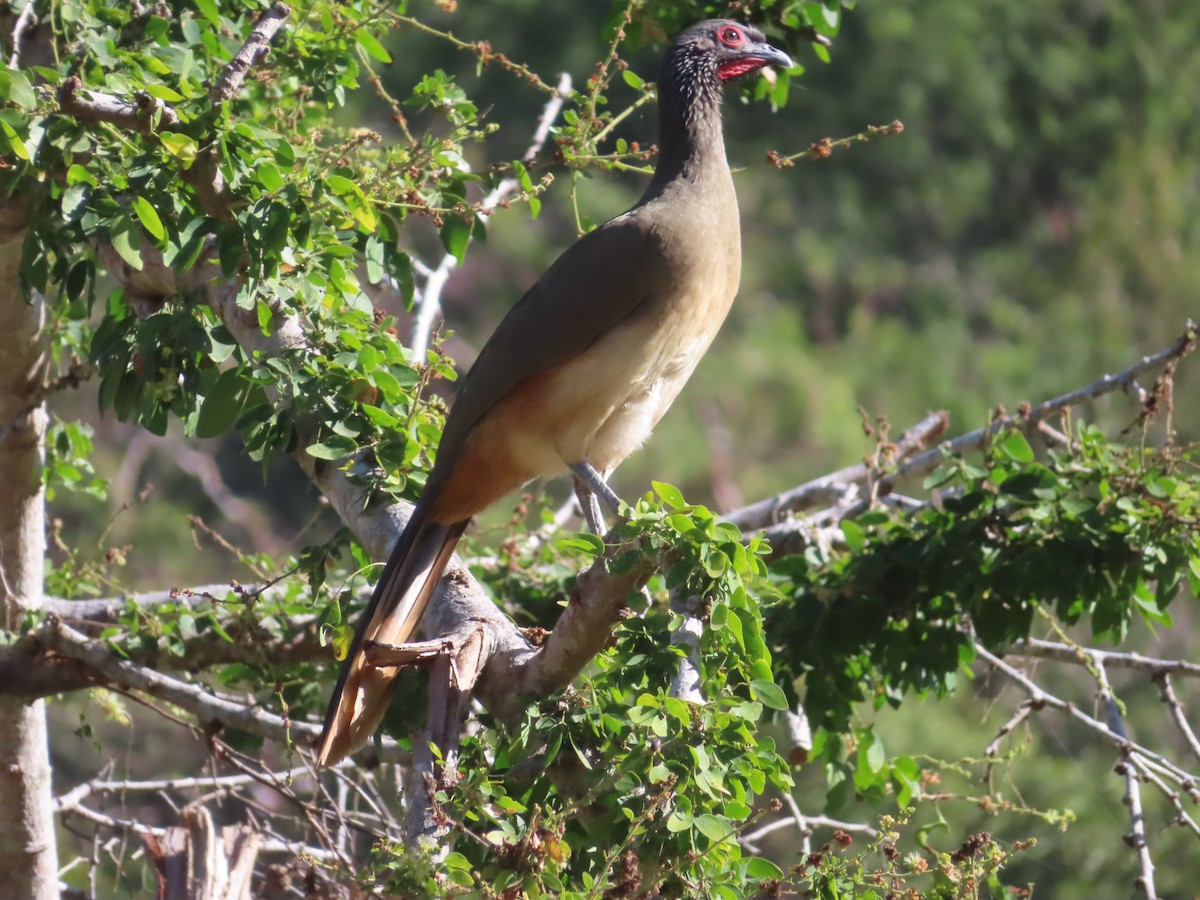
[0, 206, 59, 898]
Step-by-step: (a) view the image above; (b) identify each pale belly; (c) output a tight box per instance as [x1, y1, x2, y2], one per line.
[505, 276, 735, 478]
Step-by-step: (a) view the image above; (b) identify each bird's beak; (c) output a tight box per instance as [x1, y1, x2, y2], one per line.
[748, 43, 795, 70]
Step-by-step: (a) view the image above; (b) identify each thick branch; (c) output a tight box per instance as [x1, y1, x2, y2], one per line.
[58, 76, 179, 133]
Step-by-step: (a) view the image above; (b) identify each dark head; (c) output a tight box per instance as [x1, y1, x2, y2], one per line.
[658, 19, 793, 128]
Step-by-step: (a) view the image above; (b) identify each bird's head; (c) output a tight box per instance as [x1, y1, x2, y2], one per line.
[666, 19, 794, 88]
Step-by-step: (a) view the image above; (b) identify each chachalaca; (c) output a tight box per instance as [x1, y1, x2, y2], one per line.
[318, 19, 792, 766]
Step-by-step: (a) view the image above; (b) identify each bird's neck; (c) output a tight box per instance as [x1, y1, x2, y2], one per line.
[647, 69, 729, 191]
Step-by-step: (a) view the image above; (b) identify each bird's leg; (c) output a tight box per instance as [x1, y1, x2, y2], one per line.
[573, 476, 607, 535]
[569, 461, 624, 535]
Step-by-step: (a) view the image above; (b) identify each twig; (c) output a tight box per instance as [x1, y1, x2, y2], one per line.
[1156, 673, 1200, 766]
[985, 704, 1035, 759]
[409, 72, 572, 360]
[209, 3, 291, 102]
[1096, 659, 1157, 899]
[740, 810, 875, 851]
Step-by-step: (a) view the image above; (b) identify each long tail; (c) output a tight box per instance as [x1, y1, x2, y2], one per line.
[317, 505, 468, 766]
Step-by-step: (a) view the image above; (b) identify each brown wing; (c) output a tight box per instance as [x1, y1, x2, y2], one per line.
[427, 212, 674, 487]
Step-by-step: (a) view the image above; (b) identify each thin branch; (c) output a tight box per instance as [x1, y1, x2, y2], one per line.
[409, 72, 572, 360]
[209, 3, 291, 102]
[1156, 673, 1200, 767]
[1005, 638, 1200, 680]
[7, 0, 36, 70]
[35, 618, 409, 763]
[726, 320, 1197, 532]
[1096, 659, 1157, 899]
[976, 641, 1198, 796]
[724, 411, 948, 530]
[890, 322, 1197, 487]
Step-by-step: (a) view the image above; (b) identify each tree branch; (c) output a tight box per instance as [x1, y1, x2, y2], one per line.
[409, 71, 572, 359]
[726, 320, 1197, 532]
[209, 3, 291, 102]
[33, 617, 409, 763]
[57, 76, 179, 133]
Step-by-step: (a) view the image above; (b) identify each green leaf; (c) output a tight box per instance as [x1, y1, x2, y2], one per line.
[257, 162, 285, 194]
[693, 814, 732, 842]
[195, 0, 221, 27]
[132, 196, 166, 241]
[622, 69, 645, 90]
[0, 69, 36, 110]
[652, 480, 685, 509]
[840, 518, 865, 552]
[438, 214, 474, 265]
[558, 532, 605, 557]
[110, 218, 143, 271]
[142, 83, 184, 102]
[160, 132, 198, 165]
[307, 435, 357, 460]
[999, 429, 1035, 462]
[356, 29, 393, 63]
[195, 369, 245, 438]
[746, 858, 785, 879]
[750, 679, 788, 710]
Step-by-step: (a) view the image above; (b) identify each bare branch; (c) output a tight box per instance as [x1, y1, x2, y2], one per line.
[1095, 660, 1157, 899]
[726, 320, 1197, 533]
[725, 410, 948, 530]
[7, 0, 36, 70]
[890, 322, 1197, 487]
[977, 640, 1199, 797]
[1005, 638, 1200, 680]
[209, 3, 291, 102]
[1156, 673, 1200, 767]
[35, 617, 410, 763]
[410, 71, 573, 360]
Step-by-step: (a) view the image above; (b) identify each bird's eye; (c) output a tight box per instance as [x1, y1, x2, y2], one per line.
[717, 26, 744, 48]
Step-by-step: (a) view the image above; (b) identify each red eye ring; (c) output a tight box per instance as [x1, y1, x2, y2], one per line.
[718, 25, 744, 48]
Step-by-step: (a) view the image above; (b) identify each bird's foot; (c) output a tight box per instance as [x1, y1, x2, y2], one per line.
[569, 461, 624, 535]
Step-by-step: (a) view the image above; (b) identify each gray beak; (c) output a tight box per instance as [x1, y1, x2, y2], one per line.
[750, 43, 795, 70]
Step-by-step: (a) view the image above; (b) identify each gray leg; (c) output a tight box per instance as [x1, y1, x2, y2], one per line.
[573, 475, 607, 535]
[568, 461, 623, 513]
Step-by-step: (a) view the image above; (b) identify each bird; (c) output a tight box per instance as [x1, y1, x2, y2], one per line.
[318, 19, 793, 766]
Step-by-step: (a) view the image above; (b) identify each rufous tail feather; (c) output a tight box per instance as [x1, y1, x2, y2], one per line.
[317, 512, 467, 766]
